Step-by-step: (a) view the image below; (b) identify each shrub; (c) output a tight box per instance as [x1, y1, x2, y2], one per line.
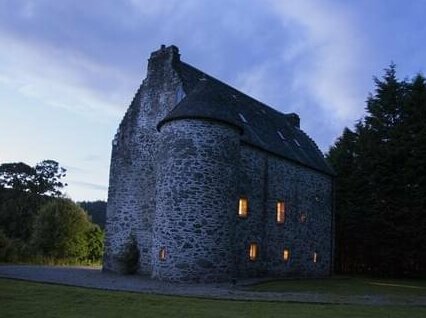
[86, 224, 104, 262]
[31, 199, 91, 260]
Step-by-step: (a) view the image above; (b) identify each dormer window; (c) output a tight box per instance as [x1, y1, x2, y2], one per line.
[294, 139, 301, 147]
[276, 201, 285, 223]
[277, 131, 286, 141]
[238, 113, 248, 123]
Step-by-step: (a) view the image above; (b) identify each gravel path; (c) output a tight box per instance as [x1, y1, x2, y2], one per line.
[1, 265, 425, 306]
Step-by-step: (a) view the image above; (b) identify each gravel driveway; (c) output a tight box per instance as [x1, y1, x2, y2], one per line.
[0, 265, 424, 306]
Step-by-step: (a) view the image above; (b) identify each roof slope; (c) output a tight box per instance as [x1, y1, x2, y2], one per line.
[158, 61, 335, 176]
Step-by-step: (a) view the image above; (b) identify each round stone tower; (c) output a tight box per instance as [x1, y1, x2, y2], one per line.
[152, 119, 240, 282]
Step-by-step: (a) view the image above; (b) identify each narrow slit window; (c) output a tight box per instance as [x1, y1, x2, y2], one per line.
[238, 197, 248, 218]
[313, 252, 318, 263]
[276, 201, 286, 223]
[283, 248, 290, 262]
[249, 243, 258, 261]
[159, 248, 166, 261]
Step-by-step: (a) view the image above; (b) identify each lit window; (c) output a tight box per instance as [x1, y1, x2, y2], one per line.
[249, 243, 258, 261]
[238, 197, 248, 218]
[159, 248, 166, 261]
[283, 248, 290, 262]
[313, 252, 318, 263]
[276, 201, 285, 223]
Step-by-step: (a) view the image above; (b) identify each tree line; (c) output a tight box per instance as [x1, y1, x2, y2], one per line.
[0, 160, 104, 264]
[327, 65, 426, 276]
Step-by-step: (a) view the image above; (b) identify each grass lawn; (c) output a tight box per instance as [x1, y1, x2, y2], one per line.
[1, 278, 425, 318]
[250, 275, 426, 297]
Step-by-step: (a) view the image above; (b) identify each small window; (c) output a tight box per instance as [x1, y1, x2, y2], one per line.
[276, 201, 286, 223]
[313, 252, 318, 263]
[277, 131, 285, 141]
[283, 248, 290, 262]
[299, 212, 307, 223]
[249, 243, 258, 261]
[238, 197, 248, 218]
[294, 139, 301, 147]
[159, 248, 166, 261]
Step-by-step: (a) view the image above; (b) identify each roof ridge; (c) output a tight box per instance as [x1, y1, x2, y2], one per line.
[179, 61, 295, 118]
[159, 58, 335, 176]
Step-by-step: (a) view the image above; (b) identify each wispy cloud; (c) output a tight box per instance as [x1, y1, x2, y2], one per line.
[0, 33, 134, 121]
[270, 0, 365, 121]
[232, 1, 365, 123]
[70, 180, 108, 191]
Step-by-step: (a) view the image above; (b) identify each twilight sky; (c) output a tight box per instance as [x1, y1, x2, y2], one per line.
[0, 0, 425, 201]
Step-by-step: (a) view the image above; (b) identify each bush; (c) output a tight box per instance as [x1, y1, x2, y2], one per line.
[86, 224, 104, 262]
[31, 199, 92, 260]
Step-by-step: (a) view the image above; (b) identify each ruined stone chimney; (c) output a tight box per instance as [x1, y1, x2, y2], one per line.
[147, 44, 180, 78]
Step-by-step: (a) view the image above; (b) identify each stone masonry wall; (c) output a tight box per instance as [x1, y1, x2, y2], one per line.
[103, 46, 184, 274]
[235, 144, 333, 278]
[153, 119, 240, 282]
[104, 45, 334, 282]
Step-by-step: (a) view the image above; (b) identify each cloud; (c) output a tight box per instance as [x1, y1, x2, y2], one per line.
[267, 0, 366, 121]
[70, 180, 108, 191]
[0, 32, 135, 121]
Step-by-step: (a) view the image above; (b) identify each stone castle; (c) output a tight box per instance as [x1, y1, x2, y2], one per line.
[103, 45, 335, 282]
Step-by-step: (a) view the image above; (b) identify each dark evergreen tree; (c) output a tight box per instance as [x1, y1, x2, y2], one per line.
[328, 65, 426, 276]
[78, 200, 107, 228]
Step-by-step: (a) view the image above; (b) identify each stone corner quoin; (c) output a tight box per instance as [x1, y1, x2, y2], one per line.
[103, 44, 335, 283]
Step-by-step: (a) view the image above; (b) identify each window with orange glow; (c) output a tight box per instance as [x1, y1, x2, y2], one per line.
[283, 248, 290, 262]
[159, 248, 166, 261]
[249, 243, 258, 261]
[238, 197, 248, 218]
[276, 201, 285, 223]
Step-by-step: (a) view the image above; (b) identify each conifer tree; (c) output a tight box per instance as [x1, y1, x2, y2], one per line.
[328, 66, 426, 276]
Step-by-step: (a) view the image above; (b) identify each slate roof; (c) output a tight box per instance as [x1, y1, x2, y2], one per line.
[158, 60, 335, 176]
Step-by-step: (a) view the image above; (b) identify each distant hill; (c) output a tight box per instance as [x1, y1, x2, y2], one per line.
[78, 200, 107, 229]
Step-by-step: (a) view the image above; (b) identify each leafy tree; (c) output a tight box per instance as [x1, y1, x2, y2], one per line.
[0, 188, 50, 240]
[32, 199, 91, 260]
[0, 160, 66, 241]
[0, 160, 66, 196]
[86, 224, 104, 262]
[0, 163, 36, 193]
[34, 160, 67, 196]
